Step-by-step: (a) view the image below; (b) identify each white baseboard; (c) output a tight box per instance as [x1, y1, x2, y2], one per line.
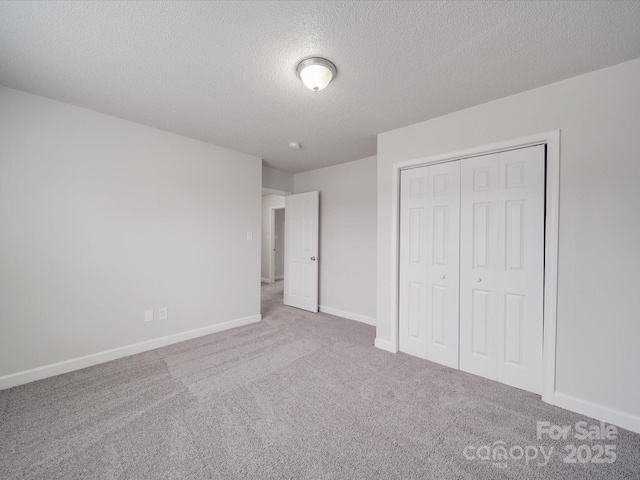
[374, 337, 398, 353]
[275, 275, 284, 280]
[261, 278, 273, 284]
[553, 392, 640, 435]
[319, 305, 376, 326]
[0, 314, 262, 390]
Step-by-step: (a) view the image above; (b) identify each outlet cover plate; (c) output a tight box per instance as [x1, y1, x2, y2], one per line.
[158, 307, 168, 320]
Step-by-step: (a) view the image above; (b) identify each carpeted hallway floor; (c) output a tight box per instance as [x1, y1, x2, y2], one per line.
[1, 280, 639, 479]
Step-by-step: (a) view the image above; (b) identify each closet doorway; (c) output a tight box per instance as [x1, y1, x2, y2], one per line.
[394, 132, 560, 400]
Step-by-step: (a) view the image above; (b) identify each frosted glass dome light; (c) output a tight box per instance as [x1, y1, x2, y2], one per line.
[296, 57, 337, 92]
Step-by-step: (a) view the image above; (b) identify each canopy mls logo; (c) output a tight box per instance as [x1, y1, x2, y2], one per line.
[463, 442, 554, 468]
[463, 420, 618, 469]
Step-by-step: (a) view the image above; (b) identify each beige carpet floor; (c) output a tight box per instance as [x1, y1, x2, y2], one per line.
[1, 280, 639, 479]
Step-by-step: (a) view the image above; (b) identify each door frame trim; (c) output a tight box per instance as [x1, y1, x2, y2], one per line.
[387, 130, 560, 404]
[268, 206, 286, 283]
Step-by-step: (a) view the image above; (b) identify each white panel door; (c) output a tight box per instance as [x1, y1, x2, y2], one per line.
[399, 167, 429, 358]
[460, 153, 500, 380]
[425, 161, 460, 369]
[284, 191, 319, 312]
[399, 163, 460, 364]
[460, 146, 545, 394]
[497, 146, 545, 394]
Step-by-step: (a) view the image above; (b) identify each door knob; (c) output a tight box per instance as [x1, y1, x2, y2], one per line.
[441, 275, 446, 279]
[476, 277, 482, 282]
[311, 256, 316, 261]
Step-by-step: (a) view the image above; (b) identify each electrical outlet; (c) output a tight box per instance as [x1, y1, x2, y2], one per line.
[144, 309, 154, 323]
[158, 307, 168, 320]
[246, 230, 253, 241]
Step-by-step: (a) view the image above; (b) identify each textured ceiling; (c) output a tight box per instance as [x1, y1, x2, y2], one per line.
[1, 1, 639, 173]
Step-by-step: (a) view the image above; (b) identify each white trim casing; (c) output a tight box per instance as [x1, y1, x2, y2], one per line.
[377, 130, 560, 404]
[542, 132, 561, 404]
[374, 338, 397, 353]
[319, 305, 376, 326]
[262, 187, 291, 196]
[0, 314, 262, 390]
[267, 205, 286, 284]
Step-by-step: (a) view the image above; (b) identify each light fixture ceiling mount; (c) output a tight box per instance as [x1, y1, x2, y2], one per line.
[296, 57, 337, 92]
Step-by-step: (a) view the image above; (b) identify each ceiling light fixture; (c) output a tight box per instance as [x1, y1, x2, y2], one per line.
[296, 57, 337, 92]
[289, 141, 301, 149]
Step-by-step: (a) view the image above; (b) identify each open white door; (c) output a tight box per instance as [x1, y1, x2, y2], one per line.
[284, 191, 319, 312]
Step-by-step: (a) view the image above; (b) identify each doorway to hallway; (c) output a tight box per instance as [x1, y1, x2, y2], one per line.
[261, 279, 284, 317]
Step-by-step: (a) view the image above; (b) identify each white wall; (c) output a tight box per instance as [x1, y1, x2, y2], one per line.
[295, 156, 377, 324]
[261, 194, 285, 282]
[377, 58, 640, 431]
[262, 166, 293, 193]
[0, 86, 262, 382]
[274, 209, 285, 278]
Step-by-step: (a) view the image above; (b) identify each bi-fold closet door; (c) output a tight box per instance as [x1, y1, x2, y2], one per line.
[399, 145, 545, 395]
[459, 146, 545, 394]
[398, 161, 460, 368]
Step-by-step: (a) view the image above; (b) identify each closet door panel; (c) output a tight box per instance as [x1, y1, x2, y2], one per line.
[426, 161, 460, 369]
[399, 167, 429, 358]
[497, 146, 545, 394]
[460, 154, 500, 380]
